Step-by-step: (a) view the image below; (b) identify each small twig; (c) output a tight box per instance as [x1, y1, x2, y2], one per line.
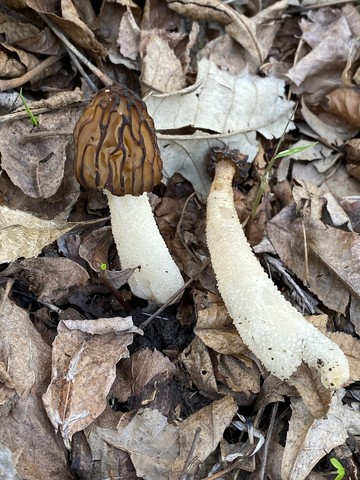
[258, 403, 278, 480]
[139, 259, 210, 329]
[38, 13, 112, 87]
[263, 254, 315, 314]
[301, 219, 310, 288]
[178, 427, 201, 480]
[0, 55, 64, 91]
[67, 48, 98, 92]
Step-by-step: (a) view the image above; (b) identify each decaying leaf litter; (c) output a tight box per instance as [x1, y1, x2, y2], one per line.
[0, 0, 360, 479]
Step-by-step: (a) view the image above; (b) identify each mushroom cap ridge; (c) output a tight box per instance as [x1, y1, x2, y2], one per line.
[74, 84, 163, 196]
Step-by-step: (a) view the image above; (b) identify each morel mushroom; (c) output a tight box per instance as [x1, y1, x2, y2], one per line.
[206, 147, 350, 389]
[74, 85, 184, 304]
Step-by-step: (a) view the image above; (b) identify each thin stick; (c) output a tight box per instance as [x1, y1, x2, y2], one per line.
[38, 13, 112, 87]
[178, 427, 201, 480]
[0, 55, 64, 91]
[139, 259, 210, 329]
[258, 402, 278, 480]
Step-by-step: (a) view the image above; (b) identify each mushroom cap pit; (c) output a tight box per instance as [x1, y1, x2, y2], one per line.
[74, 84, 163, 196]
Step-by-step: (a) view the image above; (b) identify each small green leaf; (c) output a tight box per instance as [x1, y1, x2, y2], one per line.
[19, 88, 39, 127]
[274, 142, 319, 159]
[330, 457, 345, 480]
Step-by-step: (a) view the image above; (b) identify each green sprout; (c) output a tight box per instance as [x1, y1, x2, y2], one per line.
[100, 262, 107, 271]
[251, 139, 318, 220]
[19, 88, 39, 126]
[250, 105, 317, 220]
[330, 457, 345, 480]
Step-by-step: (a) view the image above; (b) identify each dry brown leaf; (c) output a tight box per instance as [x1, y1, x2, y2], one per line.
[300, 100, 354, 145]
[0, 288, 51, 400]
[255, 375, 297, 411]
[267, 205, 360, 333]
[0, 206, 76, 263]
[217, 354, 260, 396]
[327, 331, 360, 383]
[19, 257, 89, 303]
[0, 109, 77, 199]
[0, 291, 69, 478]
[118, 8, 140, 61]
[78, 226, 113, 272]
[166, 0, 263, 66]
[170, 396, 238, 479]
[26, 0, 107, 59]
[282, 391, 360, 480]
[147, 58, 294, 137]
[111, 348, 177, 403]
[287, 363, 332, 419]
[286, 15, 353, 103]
[0, 48, 26, 77]
[181, 336, 219, 396]
[0, 394, 72, 480]
[141, 34, 186, 93]
[326, 87, 360, 128]
[42, 317, 142, 448]
[195, 300, 249, 356]
[92, 408, 180, 480]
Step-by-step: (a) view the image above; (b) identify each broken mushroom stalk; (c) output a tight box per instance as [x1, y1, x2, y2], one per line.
[74, 85, 184, 305]
[206, 147, 350, 389]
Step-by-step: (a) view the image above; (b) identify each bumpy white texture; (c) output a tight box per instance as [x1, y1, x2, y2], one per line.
[106, 192, 184, 305]
[206, 161, 350, 389]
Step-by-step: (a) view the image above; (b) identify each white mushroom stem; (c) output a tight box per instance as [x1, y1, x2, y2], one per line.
[105, 191, 184, 305]
[206, 159, 350, 389]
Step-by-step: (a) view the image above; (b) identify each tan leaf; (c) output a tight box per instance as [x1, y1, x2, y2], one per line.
[170, 396, 238, 478]
[42, 317, 142, 448]
[141, 34, 186, 93]
[166, 0, 263, 65]
[0, 394, 72, 480]
[282, 391, 360, 480]
[0, 289, 51, 399]
[0, 206, 75, 263]
[267, 207, 360, 333]
[326, 87, 360, 128]
[19, 257, 89, 303]
[0, 109, 77, 199]
[111, 348, 176, 403]
[195, 301, 249, 356]
[93, 408, 180, 480]
[181, 336, 219, 396]
[147, 58, 294, 137]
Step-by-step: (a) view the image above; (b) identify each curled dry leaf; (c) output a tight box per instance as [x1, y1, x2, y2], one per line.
[42, 317, 142, 449]
[282, 391, 360, 480]
[26, 0, 107, 59]
[0, 206, 76, 264]
[326, 87, 360, 128]
[19, 257, 89, 303]
[166, 0, 264, 66]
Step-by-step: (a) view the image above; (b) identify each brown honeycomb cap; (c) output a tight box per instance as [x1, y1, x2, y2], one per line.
[73, 84, 163, 196]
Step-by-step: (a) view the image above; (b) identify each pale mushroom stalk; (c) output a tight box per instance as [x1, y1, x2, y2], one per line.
[105, 192, 184, 304]
[206, 148, 350, 389]
[74, 85, 184, 305]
